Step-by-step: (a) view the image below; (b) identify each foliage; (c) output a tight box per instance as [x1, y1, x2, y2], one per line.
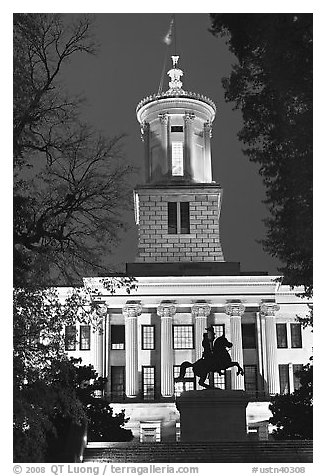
[269, 361, 313, 440]
[13, 288, 132, 462]
[75, 364, 133, 442]
[210, 14, 313, 297]
[13, 13, 133, 286]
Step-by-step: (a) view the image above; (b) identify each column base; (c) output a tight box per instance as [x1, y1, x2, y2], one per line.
[176, 389, 250, 442]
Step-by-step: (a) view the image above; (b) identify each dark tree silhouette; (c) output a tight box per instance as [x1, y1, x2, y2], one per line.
[269, 361, 313, 440]
[14, 14, 133, 286]
[210, 14, 313, 298]
[13, 288, 132, 463]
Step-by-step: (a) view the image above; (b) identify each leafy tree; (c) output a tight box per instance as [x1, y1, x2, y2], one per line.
[13, 287, 132, 462]
[210, 14, 313, 298]
[13, 13, 133, 286]
[75, 363, 133, 443]
[269, 361, 313, 439]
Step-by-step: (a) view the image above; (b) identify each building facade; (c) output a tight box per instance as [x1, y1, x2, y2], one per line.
[63, 56, 312, 442]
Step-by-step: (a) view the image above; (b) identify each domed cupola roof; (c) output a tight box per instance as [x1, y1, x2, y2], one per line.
[136, 55, 216, 118]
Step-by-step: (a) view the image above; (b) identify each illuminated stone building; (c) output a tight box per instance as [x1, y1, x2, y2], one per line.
[64, 56, 312, 442]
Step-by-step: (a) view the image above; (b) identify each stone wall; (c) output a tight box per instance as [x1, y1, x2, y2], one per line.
[135, 186, 224, 262]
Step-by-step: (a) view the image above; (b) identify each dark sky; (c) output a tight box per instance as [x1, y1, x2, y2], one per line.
[63, 13, 280, 275]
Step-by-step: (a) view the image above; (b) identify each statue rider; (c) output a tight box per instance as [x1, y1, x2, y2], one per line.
[202, 325, 215, 360]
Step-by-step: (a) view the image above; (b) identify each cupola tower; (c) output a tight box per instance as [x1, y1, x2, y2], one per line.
[133, 56, 224, 265]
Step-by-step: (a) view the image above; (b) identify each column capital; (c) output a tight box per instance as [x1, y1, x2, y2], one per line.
[204, 120, 213, 138]
[158, 113, 169, 125]
[192, 302, 211, 318]
[123, 301, 142, 319]
[140, 121, 149, 142]
[184, 112, 195, 123]
[260, 302, 280, 317]
[157, 301, 177, 318]
[224, 302, 245, 317]
[95, 303, 107, 315]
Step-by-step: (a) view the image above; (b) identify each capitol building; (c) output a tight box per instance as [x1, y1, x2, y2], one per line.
[61, 56, 312, 443]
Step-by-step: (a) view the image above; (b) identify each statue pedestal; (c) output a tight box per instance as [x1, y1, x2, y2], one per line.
[176, 389, 250, 441]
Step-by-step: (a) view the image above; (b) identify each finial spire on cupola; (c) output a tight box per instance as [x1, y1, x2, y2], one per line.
[167, 55, 184, 92]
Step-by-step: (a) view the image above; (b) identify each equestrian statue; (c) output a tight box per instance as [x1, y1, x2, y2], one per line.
[174, 325, 244, 389]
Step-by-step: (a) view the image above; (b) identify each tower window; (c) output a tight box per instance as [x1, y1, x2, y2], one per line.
[180, 202, 190, 233]
[171, 141, 184, 176]
[171, 126, 183, 133]
[168, 202, 190, 234]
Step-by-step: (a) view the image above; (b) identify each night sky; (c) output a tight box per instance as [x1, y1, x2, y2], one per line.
[62, 13, 281, 276]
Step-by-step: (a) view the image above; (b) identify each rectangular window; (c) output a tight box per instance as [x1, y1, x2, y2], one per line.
[142, 325, 155, 350]
[213, 324, 225, 338]
[180, 202, 190, 234]
[168, 202, 177, 234]
[173, 325, 194, 349]
[242, 324, 257, 349]
[168, 202, 190, 234]
[171, 141, 184, 176]
[80, 325, 91, 350]
[244, 365, 258, 397]
[65, 325, 76, 351]
[293, 364, 303, 391]
[213, 372, 226, 389]
[279, 364, 290, 394]
[174, 366, 195, 396]
[142, 366, 155, 401]
[111, 325, 125, 350]
[276, 323, 288, 348]
[111, 366, 125, 400]
[290, 323, 302, 348]
[171, 126, 183, 133]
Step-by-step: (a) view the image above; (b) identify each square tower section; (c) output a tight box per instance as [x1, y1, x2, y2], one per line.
[134, 184, 224, 263]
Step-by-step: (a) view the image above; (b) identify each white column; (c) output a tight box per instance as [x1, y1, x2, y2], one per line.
[159, 113, 169, 175]
[260, 303, 280, 395]
[140, 121, 150, 181]
[158, 302, 176, 397]
[93, 305, 107, 378]
[184, 113, 195, 179]
[192, 302, 211, 361]
[203, 121, 213, 182]
[123, 302, 142, 398]
[225, 302, 245, 390]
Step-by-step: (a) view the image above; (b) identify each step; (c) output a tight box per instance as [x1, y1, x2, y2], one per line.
[83, 441, 313, 463]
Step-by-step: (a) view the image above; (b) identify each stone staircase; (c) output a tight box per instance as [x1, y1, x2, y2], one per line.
[83, 441, 313, 463]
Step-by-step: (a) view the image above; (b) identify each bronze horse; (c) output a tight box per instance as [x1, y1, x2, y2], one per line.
[174, 334, 244, 389]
